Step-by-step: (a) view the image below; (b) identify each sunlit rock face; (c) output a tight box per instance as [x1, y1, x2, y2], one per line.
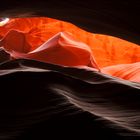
[0, 17, 140, 82]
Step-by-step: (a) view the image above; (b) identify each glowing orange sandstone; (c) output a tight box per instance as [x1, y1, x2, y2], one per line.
[0, 17, 140, 82]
